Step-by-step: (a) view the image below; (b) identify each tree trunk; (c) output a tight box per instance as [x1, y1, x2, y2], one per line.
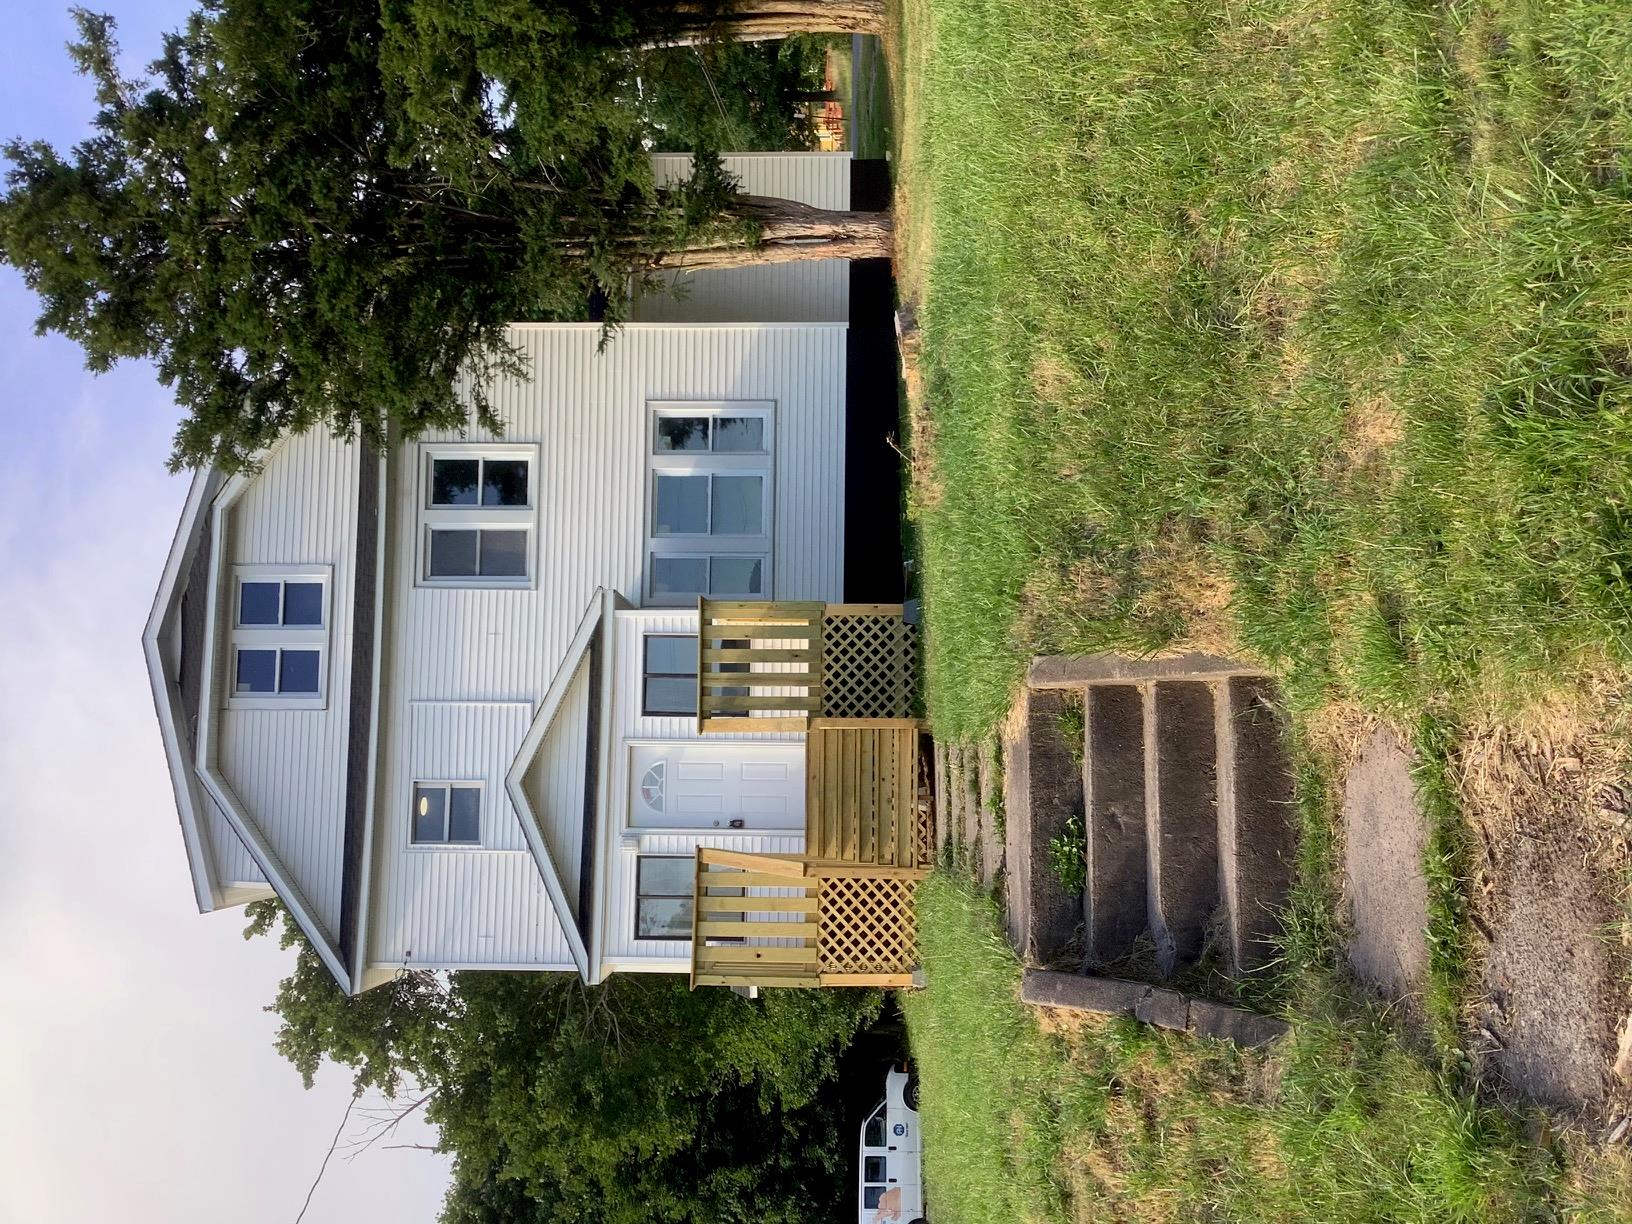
[649, 0, 886, 45]
[652, 193, 892, 270]
[787, 89, 842, 103]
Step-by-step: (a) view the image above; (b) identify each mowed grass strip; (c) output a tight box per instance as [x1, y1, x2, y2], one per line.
[903, 873, 1627, 1224]
[897, 0, 1632, 740]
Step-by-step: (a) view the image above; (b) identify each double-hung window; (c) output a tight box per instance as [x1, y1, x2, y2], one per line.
[645, 403, 773, 605]
[635, 855, 694, 939]
[229, 567, 330, 709]
[411, 781, 482, 846]
[419, 446, 537, 586]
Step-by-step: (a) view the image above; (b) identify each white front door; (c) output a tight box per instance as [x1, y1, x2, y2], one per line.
[630, 742, 804, 830]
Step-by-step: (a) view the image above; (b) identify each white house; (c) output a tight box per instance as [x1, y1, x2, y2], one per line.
[143, 152, 910, 993]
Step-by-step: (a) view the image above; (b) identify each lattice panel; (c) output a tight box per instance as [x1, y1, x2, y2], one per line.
[822, 614, 918, 719]
[915, 747, 935, 867]
[818, 876, 918, 975]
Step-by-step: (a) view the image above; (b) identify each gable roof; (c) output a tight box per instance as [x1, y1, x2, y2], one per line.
[504, 588, 616, 982]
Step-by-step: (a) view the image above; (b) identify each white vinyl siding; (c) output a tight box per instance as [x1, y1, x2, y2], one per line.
[370, 325, 842, 975]
[214, 428, 359, 940]
[369, 701, 575, 968]
[634, 153, 852, 324]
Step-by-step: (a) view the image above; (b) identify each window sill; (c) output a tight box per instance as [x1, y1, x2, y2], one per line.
[227, 695, 328, 712]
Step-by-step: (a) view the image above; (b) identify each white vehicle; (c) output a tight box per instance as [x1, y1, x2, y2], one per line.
[858, 1066, 925, 1224]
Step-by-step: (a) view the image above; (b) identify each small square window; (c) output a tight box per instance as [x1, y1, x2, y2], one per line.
[710, 475, 763, 535]
[412, 782, 481, 845]
[279, 649, 321, 695]
[239, 582, 281, 626]
[482, 459, 529, 507]
[654, 475, 710, 536]
[651, 556, 709, 599]
[428, 528, 480, 578]
[430, 458, 481, 506]
[282, 582, 324, 627]
[478, 529, 529, 578]
[710, 556, 764, 596]
[235, 649, 277, 694]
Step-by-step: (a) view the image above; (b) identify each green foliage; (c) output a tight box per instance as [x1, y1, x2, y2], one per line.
[0, 5, 800, 471]
[640, 38, 833, 153]
[245, 901, 881, 1223]
[1045, 811, 1086, 896]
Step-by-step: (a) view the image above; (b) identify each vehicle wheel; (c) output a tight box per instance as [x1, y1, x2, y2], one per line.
[904, 1075, 920, 1111]
[909, 1217, 927, 1224]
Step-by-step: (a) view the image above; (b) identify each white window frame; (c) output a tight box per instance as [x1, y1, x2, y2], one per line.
[644, 402, 775, 607]
[634, 854, 696, 941]
[227, 565, 332, 711]
[416, 444, 539, 589]
[408, 780, 485, 848]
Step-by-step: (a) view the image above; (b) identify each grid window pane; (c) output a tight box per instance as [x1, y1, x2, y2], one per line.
[863, 1186, 886, 1210]
[651, 555, 708, 598]
[709, 556, 764, 596]
[713, 417, 764, 453]
[643, 677, 695, 716]
[238, 582, 281, 626]
[655, 417, 710, 452]
[481, 459, 529, 507]
[638, 856, 694, 896]
[644, 635, 697, 676]
[413, 785, 446, 843]
[282, 582, 323, 626]
[235, 649, 277, 694]
[430, 458, 480, 505]
[654, 475, 709, 535]
[279, 650, 321, 694]
[864, 1156, 887, 1182]
[448, 787, 481, 844]
[636, 898, 693, 939]
[478, 529, 529, 578]
[710, 475, 762, 536]
[428, 529, 480, 577]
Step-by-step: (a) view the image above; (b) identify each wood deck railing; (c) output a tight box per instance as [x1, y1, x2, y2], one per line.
[689, 849, 926, 989]
[696, 599, 917, 733]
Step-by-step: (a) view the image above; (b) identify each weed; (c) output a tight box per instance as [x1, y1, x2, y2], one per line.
[1047, 812, 1087, 896]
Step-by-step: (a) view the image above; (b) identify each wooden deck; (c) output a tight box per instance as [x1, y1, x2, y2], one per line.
[806, 719, 926, 868]
[689, 849, 927, 989]
[690, 600, 930, 990]
[696, 598, 917, 733]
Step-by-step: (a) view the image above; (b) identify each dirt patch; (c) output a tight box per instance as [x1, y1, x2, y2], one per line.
[1343, 725, 1430, 1005]
[1456, 702, 1632, 1119]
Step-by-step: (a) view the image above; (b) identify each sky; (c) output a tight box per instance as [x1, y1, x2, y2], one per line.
[0, 6, 452, 1222]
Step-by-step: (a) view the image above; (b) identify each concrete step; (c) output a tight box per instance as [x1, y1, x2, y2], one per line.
[1085, 684, 1149, 965]
[1219, 675, 1299, 974]
[1148, 681, 1220, 975]
[1002, 689, 1084, 963]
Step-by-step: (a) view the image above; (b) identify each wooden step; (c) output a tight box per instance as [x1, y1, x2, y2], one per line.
[1219, 675, 1298, 974]
[1085, 685, 1149, 965]
[1149, 681, 1220, 974]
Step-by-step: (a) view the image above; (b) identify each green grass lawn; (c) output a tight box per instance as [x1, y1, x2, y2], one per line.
[890, 0, 1632, 1216]
[902, 874, 1630, 1223]
[897, 0, 1632, 741]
